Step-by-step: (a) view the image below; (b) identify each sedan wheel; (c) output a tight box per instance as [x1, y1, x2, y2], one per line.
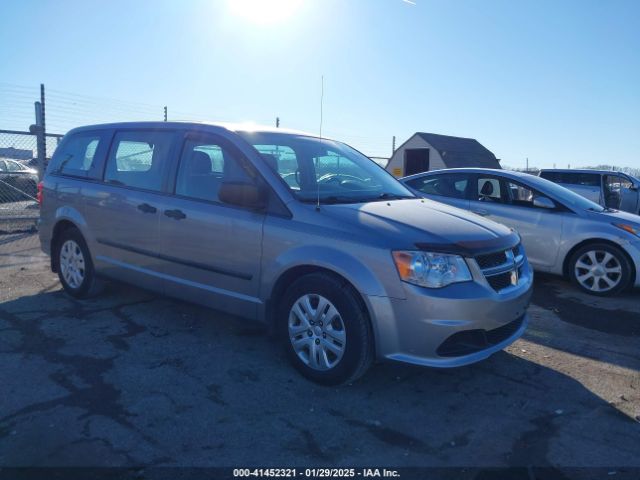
[569, 243, 631, 296]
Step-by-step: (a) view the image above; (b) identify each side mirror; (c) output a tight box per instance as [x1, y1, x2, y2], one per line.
[533, 196, 555, 209]
[629, 184, 638, 191]
[219, 181, 266, 210]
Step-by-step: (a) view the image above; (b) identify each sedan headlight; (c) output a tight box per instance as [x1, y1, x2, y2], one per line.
[392, 251, 472, 288]
[613, 223, 640, 238]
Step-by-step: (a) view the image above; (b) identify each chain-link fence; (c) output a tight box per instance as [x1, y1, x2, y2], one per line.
[0, 129, 62, 233]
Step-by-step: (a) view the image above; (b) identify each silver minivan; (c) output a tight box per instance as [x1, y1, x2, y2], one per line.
[39, 122, 533, 384]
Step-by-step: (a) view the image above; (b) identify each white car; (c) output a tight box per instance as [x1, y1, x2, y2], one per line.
[539, 169, 640, 216]
[401, 168, 640, 296]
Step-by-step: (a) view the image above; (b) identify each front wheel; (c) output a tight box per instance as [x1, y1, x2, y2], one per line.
[568, 243, 632, 296]
[279, 272, 374, 385]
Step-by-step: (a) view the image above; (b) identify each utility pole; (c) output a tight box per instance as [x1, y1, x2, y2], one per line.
[276, 117, 280, 128]
[526, 157, 529, 172]
[164, 106, 167, 122]
[392, 135, 396, 155]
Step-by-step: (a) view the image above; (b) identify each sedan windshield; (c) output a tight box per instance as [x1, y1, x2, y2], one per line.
[237, 131, 414, 204]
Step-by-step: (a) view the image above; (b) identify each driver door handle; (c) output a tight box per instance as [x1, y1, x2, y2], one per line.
[472, 209, 489, 216]
[164, 209, 186, 220]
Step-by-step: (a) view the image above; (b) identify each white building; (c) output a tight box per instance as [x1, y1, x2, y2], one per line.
[386, 132, 500, 177]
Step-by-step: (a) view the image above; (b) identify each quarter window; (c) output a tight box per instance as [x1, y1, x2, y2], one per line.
[104, 131, 173, 191]
[48, 133, 103, 178]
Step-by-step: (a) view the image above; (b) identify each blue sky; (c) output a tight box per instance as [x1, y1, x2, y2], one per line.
[1, 0, 639, 168]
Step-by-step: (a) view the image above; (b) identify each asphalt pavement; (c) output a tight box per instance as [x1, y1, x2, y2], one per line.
[0, 233, 638, 477]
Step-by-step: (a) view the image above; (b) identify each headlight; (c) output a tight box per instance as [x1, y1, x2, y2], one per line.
[392, 251, 472, 288]
[613, 223, 640, 237]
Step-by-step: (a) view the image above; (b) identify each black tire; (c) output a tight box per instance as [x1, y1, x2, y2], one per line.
[55, 228, 103, 298]
[279, 272, 374, 385]
[568, 242, 632, 296]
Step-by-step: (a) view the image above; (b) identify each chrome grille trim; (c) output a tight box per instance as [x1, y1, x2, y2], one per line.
[474, 244, 525, 292]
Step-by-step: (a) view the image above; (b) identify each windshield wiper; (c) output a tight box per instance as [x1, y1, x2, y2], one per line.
[299, 196, 361, 205]
[371, 193, 415, 201]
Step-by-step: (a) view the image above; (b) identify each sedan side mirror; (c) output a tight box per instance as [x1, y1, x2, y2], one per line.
[533, 196, 555, 209]
[219, 181, 266, 211]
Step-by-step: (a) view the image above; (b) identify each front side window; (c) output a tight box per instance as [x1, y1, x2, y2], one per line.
[48, 133, 102, 178]
[175, 137, 252, 203]
[604, 175, 633, 192]
[407, 174, 469, 199]
[105, 131, 173, 191]
[254, 145, 299, 189]
[476, 177, 502, 202]
[238, 132, 413, 204]
[503, 179, 556, 209]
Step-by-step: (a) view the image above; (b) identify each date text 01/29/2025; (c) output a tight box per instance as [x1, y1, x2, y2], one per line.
[233, 468, 401, 478]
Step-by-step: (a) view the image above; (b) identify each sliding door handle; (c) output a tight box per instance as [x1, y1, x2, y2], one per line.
[137, 203, 157, 214]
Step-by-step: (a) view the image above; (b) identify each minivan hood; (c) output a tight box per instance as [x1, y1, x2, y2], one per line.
[322, 199, 518, 254]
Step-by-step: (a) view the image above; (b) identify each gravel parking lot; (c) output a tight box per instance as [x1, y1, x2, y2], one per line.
[0, 233, 639, 477]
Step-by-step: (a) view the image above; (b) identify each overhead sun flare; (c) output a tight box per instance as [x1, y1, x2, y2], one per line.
[227, 0, 302, 25]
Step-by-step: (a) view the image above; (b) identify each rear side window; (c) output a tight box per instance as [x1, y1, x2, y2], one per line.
[104, 131, 174, 192]
[539, 171, 561, 183]
[48, 132, 104, 178]
[563, 173, 600, 186]
[541, 171, 600, 187]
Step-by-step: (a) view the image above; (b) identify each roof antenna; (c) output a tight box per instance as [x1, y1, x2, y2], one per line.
[316, 75, 324, 211]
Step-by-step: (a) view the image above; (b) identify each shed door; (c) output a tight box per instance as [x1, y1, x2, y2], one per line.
[404, 148, 430, 176]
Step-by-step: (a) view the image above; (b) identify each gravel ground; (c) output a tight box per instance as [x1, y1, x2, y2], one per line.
[0, 233, 639, 477]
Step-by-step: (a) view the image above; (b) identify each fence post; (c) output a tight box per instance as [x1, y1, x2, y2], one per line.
[30, 101, 46, 181]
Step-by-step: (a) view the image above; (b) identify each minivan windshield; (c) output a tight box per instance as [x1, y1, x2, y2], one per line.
[237, 131, 414, 204]
[525, 175, 606, 212]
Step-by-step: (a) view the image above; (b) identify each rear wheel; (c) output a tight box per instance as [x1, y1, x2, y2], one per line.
[56, 228, 103, 298]
[279, 272, 374, 385]
[568, 243, 632, 296]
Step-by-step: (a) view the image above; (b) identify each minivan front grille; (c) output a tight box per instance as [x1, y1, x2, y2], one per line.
[487, 271, 514, 291]
[475, 251, 508, 269]
[475, 244, 525, 293]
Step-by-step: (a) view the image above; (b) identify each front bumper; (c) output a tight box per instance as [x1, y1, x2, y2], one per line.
[365, 262, 533, 368]
[628, 239, 640, 288]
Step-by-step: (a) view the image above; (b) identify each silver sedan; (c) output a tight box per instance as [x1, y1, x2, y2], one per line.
[401, 168, 640, 296]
